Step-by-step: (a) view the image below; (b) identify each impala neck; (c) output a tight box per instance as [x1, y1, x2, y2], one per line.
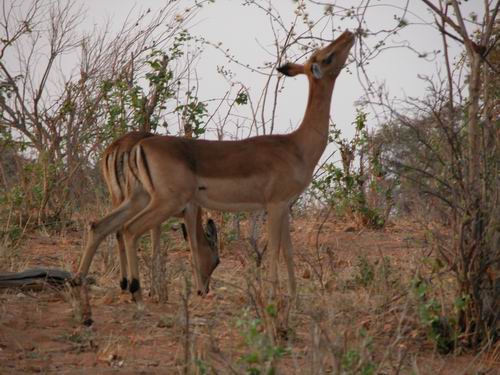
[291, 76, 336, 168]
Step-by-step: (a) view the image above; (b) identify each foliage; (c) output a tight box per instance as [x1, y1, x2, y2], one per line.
[175, 91, 209, 138]
[0, 1, 202, 238]
[354, 255, 375, 288]
[367, 2, 499, 349]
[0, 0, 497, 361]
[236, 309, 289, 375]
[412, 277, 457, 354]
[100, 49, 176, 137]
[312, 109, 393, 228]
[340, 329, 377, 375]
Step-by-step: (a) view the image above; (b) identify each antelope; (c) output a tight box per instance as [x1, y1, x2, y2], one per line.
[73, 30, 355, 325]
[101, 131, 219, 295]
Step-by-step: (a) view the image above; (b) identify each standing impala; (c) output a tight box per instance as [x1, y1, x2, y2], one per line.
[74, 30, 355, 325]
[101, 131, 219, 296]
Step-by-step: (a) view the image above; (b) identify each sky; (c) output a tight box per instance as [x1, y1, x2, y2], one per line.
[77, 0, 482, 142]
[6, 0, 484, 159]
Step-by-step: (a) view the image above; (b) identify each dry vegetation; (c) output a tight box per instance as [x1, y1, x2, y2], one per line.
[1, 215, 498, 374]
[1, 0, 499, 374]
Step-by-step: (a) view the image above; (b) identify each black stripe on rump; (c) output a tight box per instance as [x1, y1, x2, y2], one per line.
[104, 153, 111, 177]
[113, 150, 123, 196]
[126, 149, 140, 184]
[139, 145, 154, 192]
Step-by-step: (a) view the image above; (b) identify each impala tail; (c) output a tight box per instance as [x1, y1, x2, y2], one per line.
[127, 143, 156, 194]
[102, 147, 126, 203]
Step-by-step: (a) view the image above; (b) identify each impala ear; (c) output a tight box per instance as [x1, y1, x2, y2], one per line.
[277, 62, 305, 77]
[311, 63, 323, 79]
[181, 223, 188, 241]
[205, 218, 218, 251]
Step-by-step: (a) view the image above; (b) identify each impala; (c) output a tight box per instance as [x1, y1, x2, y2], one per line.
[101, 131, 219, 295]
[73, 30, 355, 325]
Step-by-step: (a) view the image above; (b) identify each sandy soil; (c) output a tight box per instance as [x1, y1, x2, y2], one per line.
[0, 217, 498, 374]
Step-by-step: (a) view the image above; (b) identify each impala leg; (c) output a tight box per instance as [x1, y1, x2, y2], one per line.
[122, 199, 182, 311]
[184, 204, 203, 293]
[123, 232, 144, 309]
[74, 192, 149, 325]
[116, 230, 129, 292]
[280, 213, 297, 300]
[267, 204, 286, 299]
[77, 194, 148, 278]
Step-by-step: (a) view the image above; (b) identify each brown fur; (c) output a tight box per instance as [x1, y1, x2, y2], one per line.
[74, 31, 355, 324]
[100, 131, 219, 297]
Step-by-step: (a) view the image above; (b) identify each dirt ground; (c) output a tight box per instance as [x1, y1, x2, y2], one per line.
[0, 216, 499, 374]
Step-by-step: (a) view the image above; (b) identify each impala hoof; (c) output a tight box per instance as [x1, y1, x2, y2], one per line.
[129, 278, 140, 294]
[83, 317, 94, 327]
[197, 284, 209, 296]
[120, 277, 128, 291]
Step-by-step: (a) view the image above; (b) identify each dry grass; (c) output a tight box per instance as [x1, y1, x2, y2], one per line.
[0, 214, 499, 374]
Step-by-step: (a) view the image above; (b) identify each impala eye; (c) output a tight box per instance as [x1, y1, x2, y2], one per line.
[323, 52, 335, 65]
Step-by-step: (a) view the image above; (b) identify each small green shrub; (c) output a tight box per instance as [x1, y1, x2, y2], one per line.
[341, 329, 377, 375]
[354, 255, 375, 287]
[311, 109, 392, 229]
[412, 278, 457, 353]
[236, 309, 289, 375]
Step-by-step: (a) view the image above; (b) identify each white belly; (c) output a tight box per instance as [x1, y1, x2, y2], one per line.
[193, 177, 267, 212]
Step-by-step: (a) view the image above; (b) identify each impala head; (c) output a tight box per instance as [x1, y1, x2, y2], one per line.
[277, 30, 355, 81]
[197, 218, 219, 295]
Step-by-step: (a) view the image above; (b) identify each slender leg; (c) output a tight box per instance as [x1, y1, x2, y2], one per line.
[123, 232, 144, 310]
[73, 191, 149, 325]
[76, 193, 148, 277]
[280, 213, 297, 300]
[116, 230, 128, 292]
[267, 204, 286, 299]
[184, 204, 203, 292]
[122, 199, 182, 310]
